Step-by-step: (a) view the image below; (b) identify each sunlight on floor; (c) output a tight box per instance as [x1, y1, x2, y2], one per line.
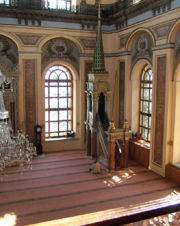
[166, 190, 180, 197]
[103, 168, 136, 187]
[0, 213, 17, 226]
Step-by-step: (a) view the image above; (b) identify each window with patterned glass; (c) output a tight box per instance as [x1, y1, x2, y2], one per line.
[139, 65, 153, 142]
[44, 0, 71, 10]
[44, 65, 73, 139]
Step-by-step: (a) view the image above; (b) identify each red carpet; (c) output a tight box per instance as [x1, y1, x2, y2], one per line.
[0, 150, 179, 225]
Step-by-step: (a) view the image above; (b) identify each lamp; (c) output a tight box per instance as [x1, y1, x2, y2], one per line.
[0, 71, 13, 93]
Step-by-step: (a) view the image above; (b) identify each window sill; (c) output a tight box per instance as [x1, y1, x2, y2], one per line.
[132, 139, 150, 149]
[45, 137, 77, 142]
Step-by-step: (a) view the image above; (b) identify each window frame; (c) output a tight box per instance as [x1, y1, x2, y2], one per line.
[44, 65, 73, 139]
[139, 65, 153, 142]
[44, 0, 71, 11]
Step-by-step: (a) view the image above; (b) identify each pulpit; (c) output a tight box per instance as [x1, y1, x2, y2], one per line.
[107, 123, 131, 171]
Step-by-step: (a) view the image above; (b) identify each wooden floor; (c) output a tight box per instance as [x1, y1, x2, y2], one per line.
[0, 150, 180, 225]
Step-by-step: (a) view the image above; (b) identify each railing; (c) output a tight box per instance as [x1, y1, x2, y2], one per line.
[96, 114, 108, 161]
[0, 0, 144, 16]
[96, 113, 130, 171]
[37, 194, 180, 225]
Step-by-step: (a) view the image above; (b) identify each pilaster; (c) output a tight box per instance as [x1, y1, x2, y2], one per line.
[18, 52, 41, 142]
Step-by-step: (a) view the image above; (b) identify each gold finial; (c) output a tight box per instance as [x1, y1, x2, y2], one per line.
[98, 0, 101, 19]
[108, 121, 116, 132]
[123, 120, 129, 132]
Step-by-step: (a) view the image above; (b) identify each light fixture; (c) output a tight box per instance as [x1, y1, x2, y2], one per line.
[0, 71, 37, 178]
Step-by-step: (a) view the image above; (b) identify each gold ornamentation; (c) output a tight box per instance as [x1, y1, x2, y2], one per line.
[123, 120, 129, 132]
[108, 121, 116, 132]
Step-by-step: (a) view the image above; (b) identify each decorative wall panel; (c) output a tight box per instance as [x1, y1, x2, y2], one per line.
[80, 38, 95, 49]
[153, 56, 166, 166]
[0, 35, 18, 71]
[24, 59, 36, 143]
[16, 34, 43, 46]
[131, 32, 153, 69]
[42, 38, 80, 72]
[152, 22, 173, 40]
[119, 61, 125, 128]
[119, 34, 130, 49]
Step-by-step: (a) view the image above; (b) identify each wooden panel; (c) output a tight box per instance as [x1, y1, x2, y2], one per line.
[24, 59, 36, 143]
[119, 61, 125, 128]
[153, 56, 166, 166]
[165, 164, 180, 185]
[129, 140, 135, 159]
[115, 140, 129, 169]
[129, 140, 150, 168]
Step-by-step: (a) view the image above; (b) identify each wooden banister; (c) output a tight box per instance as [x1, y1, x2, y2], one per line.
[34, 195, 180, 226]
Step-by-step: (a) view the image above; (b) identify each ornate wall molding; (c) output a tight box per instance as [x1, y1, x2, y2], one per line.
[153, 56, 166, 166]
[131, 32, 153, 69]
[16, 33, 43, 46]
[24, 59, 36, 143]
[42, 38, 80, 72]
[152, 22, 173, 40]
[119, 34, 130, 49]
[0, 35, 18, 71]
[80, 38, 95, 49]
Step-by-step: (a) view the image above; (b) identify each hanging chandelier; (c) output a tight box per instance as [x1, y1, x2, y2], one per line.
[0, 72, 37, 178]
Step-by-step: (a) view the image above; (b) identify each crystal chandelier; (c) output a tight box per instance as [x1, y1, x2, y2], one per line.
[0, 72, 37, 176]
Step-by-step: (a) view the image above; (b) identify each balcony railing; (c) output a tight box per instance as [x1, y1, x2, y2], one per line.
[0, 0, 171, 26]
[0, 0, 144, 16]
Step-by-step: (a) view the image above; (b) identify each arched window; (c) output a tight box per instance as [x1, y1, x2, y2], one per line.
[44, 65, 73, 139]
[139, 65, 153, 142]
[44, 0, 71, 10]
